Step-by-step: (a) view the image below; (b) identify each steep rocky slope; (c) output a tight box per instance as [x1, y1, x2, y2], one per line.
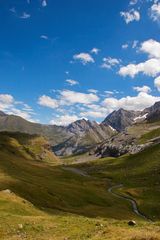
[145, 101, 160, 122]
[102, 108, 140, 132]
[94, 121, 160, 158]
[53, 119, 115, 155]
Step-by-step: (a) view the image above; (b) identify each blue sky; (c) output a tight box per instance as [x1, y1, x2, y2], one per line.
[1, 0, 160, 125]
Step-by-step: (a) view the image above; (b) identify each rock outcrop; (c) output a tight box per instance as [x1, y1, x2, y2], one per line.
[94, 131, 160, 158]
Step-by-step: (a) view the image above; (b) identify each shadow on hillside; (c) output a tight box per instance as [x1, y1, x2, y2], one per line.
[0, 135, 137, 220]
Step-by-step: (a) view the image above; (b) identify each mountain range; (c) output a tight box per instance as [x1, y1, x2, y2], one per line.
[0, 101, 160, 156]
[0, 112, 114, 156]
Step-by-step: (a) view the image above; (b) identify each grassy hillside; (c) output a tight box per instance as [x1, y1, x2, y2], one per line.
[0, 132, 160, 239]
[1, 189, 160, 240]
[78, 144, 160, 221]
[138, 128, 160, 144]
[0, 114, 70, 145]
[0, 132, 59, 164]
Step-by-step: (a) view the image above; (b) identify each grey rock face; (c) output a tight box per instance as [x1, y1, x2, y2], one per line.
[144, 101, 160, 122]
[94, 131, 157, 158]
[53, 119, 115, 156]
[102, 108, 140, 132]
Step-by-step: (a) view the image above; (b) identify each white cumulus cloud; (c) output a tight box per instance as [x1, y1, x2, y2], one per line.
[60, 90, 99, 105]
[140, 39, 160, 59]
[38, 95, 59, 109]
[73, 53, 95, 65]
[119, 58, 160, 78]
[102, 92, 160, 112]
[133, 85, 151, 93]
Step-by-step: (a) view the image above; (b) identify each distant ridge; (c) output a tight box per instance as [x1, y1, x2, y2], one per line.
[0, 112, 114, 156]
[1, 101, 160, 156]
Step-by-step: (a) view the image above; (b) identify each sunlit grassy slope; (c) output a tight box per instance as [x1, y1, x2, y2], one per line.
[78, 143, 160, 221]
[138, 127, 160, 144]
[1, 189, 160, 240]
[0, 131, 160, 239]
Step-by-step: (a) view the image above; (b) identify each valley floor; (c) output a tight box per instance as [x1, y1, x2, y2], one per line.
[0, 132, 160, 239]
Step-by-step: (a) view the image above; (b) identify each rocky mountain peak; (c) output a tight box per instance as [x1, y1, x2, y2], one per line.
[66, 118, 98, 134]
[102, 108, 140, 132]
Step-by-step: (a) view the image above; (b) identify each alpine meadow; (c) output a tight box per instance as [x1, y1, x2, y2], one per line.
[0, 0, 160, 239]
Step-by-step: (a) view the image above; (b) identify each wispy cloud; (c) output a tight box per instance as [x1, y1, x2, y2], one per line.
[0, 94, 36, 122]
[66, 79, 79, 86]
[150, 2, 160, 22]
[122, 40, 138, 50]
[20, 12, 31, 19]
[91, 48, 100, 54]
[132, 40, 139, 48]
[120, 9, 140, 24]
[50, 114, 79, 126]
[40, 35, 49, 40]
[9, 7, 16, 13]
[101, 57, 121, 69]
[122, 43, 129, 49]
[129, 0, 138, 6]
[88, 89, 98, 94]
[42, 0, 47, 7]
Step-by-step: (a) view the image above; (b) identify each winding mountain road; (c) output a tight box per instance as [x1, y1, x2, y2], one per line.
[108, 184, 151, 221]
[62, 166, 151, 221]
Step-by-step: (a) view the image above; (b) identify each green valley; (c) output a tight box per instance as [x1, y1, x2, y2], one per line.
[0, 131, 160, 239]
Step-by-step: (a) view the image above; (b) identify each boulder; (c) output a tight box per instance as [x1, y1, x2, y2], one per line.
[128, 220, 136, 226]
